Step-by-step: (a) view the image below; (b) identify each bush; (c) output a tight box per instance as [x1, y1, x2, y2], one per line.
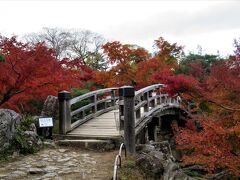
[14, 114, 40, 154]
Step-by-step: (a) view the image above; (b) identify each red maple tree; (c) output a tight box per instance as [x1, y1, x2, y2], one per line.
[0, 36, 92, 112]
[171, 49, 240, 175]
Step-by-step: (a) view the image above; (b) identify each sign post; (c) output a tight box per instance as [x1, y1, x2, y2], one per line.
[38, 117, 53, 139]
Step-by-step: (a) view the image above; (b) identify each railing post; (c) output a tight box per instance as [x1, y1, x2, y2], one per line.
[58, 90, 71, 134]
[156, 88, 161, 105]
[119, 87, 124, 131]
[143, 92, 149, 112]
[91, 94, 97, 115]
[122, 86, 136, 154]
[111, 89, 116, 106]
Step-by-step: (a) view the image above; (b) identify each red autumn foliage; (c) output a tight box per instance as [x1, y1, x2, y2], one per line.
[176, 115, 240, 175]
[2, 33, 239, 175]
[154, 37, 184, 65]
[94, 41, 149, 87]
[102, 41, 149, 64]
[94, 37, 182, 89]
[153, 68, 201, 98]
[0, 36, 92, 112]
[96, 37, 240, 175]
[174, 56, 240, 175]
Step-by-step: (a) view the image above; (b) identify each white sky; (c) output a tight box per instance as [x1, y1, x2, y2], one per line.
[1, 0, 240, 56]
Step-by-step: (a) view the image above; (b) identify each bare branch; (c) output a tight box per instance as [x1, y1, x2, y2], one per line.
[208, 100, 240, 112]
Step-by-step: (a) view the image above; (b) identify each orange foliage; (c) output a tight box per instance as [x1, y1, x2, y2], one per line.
[94, 37, 181, 89]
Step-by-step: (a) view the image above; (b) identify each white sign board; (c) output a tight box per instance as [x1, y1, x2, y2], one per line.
[39, 117, 53, 127]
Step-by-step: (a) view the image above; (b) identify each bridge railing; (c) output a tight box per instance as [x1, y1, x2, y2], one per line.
[135, 84, 166, 126]
[58, 88, 119, 134]
[58, 84, 181, 138]
[118, 84, 181, 154]
[118, 84, 181, 130]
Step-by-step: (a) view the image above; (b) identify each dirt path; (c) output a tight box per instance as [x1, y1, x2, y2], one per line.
[0, 146, 117, 180]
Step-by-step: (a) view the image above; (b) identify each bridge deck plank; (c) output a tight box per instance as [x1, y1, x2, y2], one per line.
[68, 110, 120, 138]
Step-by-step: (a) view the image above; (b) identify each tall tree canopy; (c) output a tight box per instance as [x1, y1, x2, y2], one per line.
[94, 37, 183, 88]
[0, 36, 93, 112]
[169, 46, 240, 175]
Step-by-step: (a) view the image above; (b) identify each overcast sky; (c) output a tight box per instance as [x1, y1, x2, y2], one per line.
[1, 0, 240, 56]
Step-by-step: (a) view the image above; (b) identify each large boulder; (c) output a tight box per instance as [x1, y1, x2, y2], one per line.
[136, 144, 194, 180]
[41, 95, 58, 118]
[0, 109, 21, 152]
[136, 153, 164, 179]
[21, 130, 42, 152]
[37, 95, 59, 135]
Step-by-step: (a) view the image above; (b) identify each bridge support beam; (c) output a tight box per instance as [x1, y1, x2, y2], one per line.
[58, 91, 71, 134]
[122, 86, 136, 154]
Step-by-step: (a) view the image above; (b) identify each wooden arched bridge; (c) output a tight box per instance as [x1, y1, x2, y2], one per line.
[57, 84, 189, 153]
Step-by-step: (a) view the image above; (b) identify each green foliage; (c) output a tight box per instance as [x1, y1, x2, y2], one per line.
[71, 88, 92, 122]
[174, 65, 189, 75]
[19, 114, 35, 131]
[14, 114, 37, 154]
[14, 129, 34, 154]
[0, 54, 4, 62]
[86, 51, 108, 70]
[199, 101, 212, 113]
[180, 53, 220, 66]
[71, 88, 90, 97]
[28, 99, 44, 115]
[0, 146, 15, 161]
[183, 169, 204, 179]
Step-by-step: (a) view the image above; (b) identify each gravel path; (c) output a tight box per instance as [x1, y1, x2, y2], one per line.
[0, 147, 116, 180]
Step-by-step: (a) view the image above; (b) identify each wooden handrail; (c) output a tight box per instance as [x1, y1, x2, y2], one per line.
[58, 84, 182, 137]
[70, 87, 118, 105]
[133, 84, 180, 130]
[58, 87, 119, 134]
[135, 84, 165, 97]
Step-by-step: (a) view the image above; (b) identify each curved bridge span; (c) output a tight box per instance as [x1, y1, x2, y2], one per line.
[57, 84, 188, 153]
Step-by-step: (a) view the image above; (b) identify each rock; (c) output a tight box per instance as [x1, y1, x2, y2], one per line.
[34, 95, 58, 137]
[136, 144, 194, 180]
[23, 130, 43, 150]
[12, 151, 20, 158]
[57, 157, 71, 162]
[58, 167, 73, 175]
[42, 172, 58, 178]
[58, 149, 68, 153]
[44, 166, 59, 173]
[41, 95, 58, 118]
[149, 150, 165, 161]
[136, 153, 164, 179]
[7, 170, 27, 178]
[29, 123, 37, 133]
[40, 154, 49, 158]
[65, 162, 78, 167]
[35, 162, 47, 168]
[136, 144, 155, 153]
[0, 174, 7, 178]
[163, 160, 179, 180]
[43, 140, 57, 148]
[0, 109, 21, 152]
[28, 168, 44, 174]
